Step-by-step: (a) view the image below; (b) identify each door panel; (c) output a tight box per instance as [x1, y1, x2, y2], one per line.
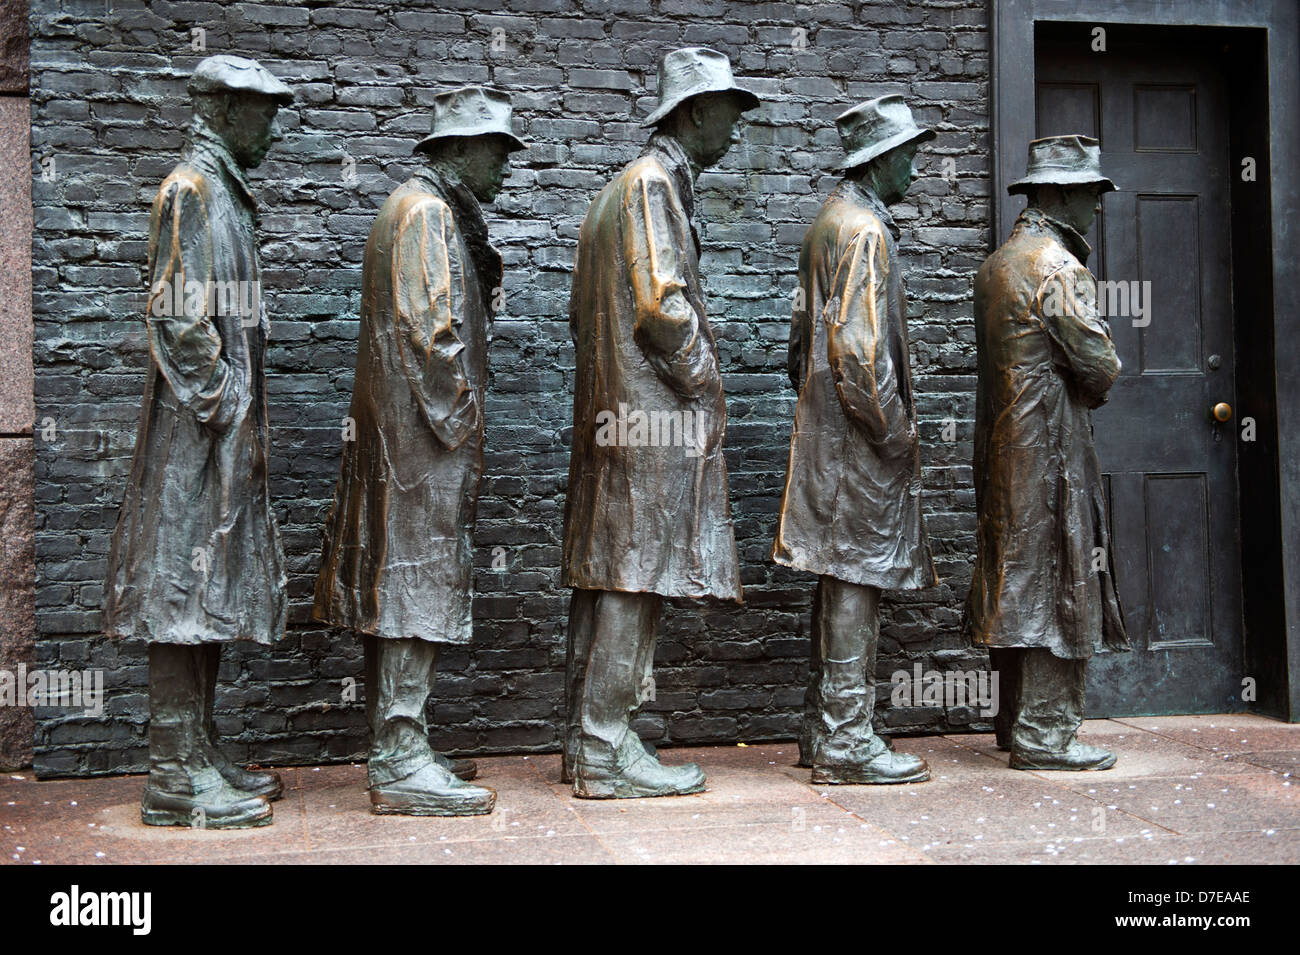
[1035, 36, 1244, 715]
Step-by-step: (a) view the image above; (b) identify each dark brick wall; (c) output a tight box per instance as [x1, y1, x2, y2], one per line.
[30, 0, 990, 776]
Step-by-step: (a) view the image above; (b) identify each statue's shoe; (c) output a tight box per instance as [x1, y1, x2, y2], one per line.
[800, 726, 893, 767]
[433, 750, 478, 782]
[811, 748, 930, 785]
[797, 727, 818, 768]
[370, 763, 496, 816]
[994, 720, 1012, 751]
[198, 735, 283, 800]
[1010, 741, 1117, 771]
[573, 736, 706, 799]
[141, 779, 273, 829]
[562, 735, 657, 784]
[214, 759, 283, 801]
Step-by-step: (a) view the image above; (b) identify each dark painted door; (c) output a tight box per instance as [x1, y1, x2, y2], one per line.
[1035, 35, 1244, 715]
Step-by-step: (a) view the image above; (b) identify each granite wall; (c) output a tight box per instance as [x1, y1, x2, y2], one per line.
[0, 0, 33, 772]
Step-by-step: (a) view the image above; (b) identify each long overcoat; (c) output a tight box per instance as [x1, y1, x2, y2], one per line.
[963, 207, 1129, 659]
[104, 128, 287, 645]
[772, 180, 936, 591]
[313, 168, 497, 644]
[562, 134, 742, 602]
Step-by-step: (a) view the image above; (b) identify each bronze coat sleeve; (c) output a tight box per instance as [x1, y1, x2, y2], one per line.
[145, 176, 242, 432]
[1034, 262, 1122, 409]
[824, 226, 913, 455]
[391, 199, 479, 451]
[621, 170, 719, 401]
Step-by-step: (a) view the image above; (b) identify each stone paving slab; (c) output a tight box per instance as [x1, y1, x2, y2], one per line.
[2, 715, 1297, 864]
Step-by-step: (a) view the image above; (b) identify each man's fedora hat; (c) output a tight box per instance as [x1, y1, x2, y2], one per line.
[414, 86, 528, 155]
[187, 54, 293, 104]
[1007, 134, 1117, 195]
[641, 47, 760, 127]
[835, 94, 935, 170]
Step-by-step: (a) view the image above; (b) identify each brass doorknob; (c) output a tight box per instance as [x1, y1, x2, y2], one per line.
[1212, 402, 1232, 422]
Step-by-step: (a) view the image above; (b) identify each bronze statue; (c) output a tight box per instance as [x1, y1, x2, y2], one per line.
[964, 135, 1129, 771]
[773, 95, 936, 785]
[313, 87, 525, 816]
[561, 48, 758, 798]
[104, 55, 292, 828]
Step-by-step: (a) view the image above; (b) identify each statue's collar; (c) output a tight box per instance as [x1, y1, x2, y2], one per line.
[644, 131, 693, 178]
[843, 179, 900, 240]
[643, 134, 695, 205]
[411, 164, 488, 228]
[1019, 206, 1092, 262]
[412, 163, 453, 202]
[188, 119, 257, 210]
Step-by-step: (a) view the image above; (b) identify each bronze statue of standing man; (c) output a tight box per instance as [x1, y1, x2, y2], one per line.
[313, 87, 525, 815]
[562, 48, 759, 798]
[104, 55, 292, 828]
[773, 95, 936, 785]
[964, 135, 1129, 771]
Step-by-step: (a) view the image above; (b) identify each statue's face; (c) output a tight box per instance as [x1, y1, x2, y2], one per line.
[457, 136, 514, 203]
[871, 142, 920, 205]
[1061, 183, 1104, 234]
[686, 93, 746, 168]
[222, 95, 281, 169]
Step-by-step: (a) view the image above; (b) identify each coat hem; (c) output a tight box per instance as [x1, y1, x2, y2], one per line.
[561, 574, 743, 605]
[966, 631, 1132, 660]
[310, 608, 471, 644]
[771, 548, 935, 592]
[103, 625, 280, 646]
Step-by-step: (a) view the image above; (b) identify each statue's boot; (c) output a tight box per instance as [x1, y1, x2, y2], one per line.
[574, 732, 705, 799]
[561, 589, 594, 784]
[1006, 648, 1115, 771]
[811, 736, 929, 785]
[432, 750, 478, 781]
[563, 588, 662, 784]
[808, 577, 930, 785]
[1010, 740, 1116, 771]
[563, 739, 656, 784]
[142, 644, 273, 829]
[570, 589, 700, 798]
[988, 647, 1019, 752]
[197, 643, 283, 801]
[371, 761, 496, 816]
[366, 636, 496, 815]
[796, 579, 826, 769]
[362, 634, 477, 781]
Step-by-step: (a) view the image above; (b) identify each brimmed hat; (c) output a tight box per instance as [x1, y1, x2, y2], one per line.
[836, 94, 935, 170]
[641, 47, 760, 127]
[187, 55, 293, 105]
[1007, 135, 1117, 195]
[414, 86, 528, 155]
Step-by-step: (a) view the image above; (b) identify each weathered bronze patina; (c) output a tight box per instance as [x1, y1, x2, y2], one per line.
[562, 48, 758, 798]
[964, 134, 1129, 771]
[104, 54, 292, 828]
[313, 86, 524, 815]
[773, 95, 936, 785]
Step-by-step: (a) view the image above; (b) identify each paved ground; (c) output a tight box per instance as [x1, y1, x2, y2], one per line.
[2, 713, 1297, 864]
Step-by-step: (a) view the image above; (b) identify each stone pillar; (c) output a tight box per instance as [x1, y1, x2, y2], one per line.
[0, 1, 32, 772]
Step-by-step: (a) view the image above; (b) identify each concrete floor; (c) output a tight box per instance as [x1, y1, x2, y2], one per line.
[2, 713, 1297, 864]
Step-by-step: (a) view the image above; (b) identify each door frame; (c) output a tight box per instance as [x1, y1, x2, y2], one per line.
[989, 0, 1300, 721]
